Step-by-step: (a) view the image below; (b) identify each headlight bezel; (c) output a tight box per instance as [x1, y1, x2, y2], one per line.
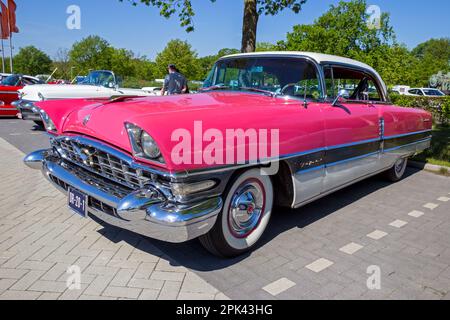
[125, 122, 164, 164]
[39, 109, 57, 133]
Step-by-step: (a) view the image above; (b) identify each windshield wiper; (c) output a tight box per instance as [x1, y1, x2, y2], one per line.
[239, 87, 276, 97]
[200, 84, 231, 92]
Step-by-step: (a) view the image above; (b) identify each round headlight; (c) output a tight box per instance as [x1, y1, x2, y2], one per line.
[140, 132, 161, 159]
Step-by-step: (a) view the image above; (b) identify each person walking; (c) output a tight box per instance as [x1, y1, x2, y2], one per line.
[161, 64, 188, 95]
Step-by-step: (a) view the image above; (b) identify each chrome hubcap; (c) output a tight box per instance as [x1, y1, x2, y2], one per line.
[228, 180, 265, 238]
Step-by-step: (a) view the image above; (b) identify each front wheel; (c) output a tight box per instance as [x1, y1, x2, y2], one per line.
[385, 157, 408, 182]
[199, 169, 274, 258]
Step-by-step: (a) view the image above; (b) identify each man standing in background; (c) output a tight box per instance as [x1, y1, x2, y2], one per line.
[161, 64, 188, 95]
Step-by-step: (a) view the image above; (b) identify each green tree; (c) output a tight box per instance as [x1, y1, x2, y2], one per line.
[53, 48, 73, 80]
[154, 39, 200, 80]
[109, 48, 136, 77]
[69, 36, 113, 74]
[279, 0, 395, 56]
[197, 48, 240, 80]
[256, 42, 277, 52]
[277, 0, 423, 87]
[121, 0, 307, 52]
[132, 56, 155, 81]
[412, 38, 450, 86]
[13, 46, 53, 75]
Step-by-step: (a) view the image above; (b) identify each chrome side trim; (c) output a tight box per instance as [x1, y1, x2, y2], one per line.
[294, 165, 392, 209]
[384, 138, 432, 152]
[42, 130, 432, 180]
[292, 138, 431, 208]
[384, 130, 432, 140]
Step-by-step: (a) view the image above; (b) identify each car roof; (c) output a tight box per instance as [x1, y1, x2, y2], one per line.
[222, 51, 377, 73]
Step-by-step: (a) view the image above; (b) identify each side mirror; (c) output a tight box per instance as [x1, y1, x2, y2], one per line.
[332, 89, 349, 106]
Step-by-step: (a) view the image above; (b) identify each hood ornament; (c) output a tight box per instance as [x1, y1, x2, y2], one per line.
[83, 114, 91, 126]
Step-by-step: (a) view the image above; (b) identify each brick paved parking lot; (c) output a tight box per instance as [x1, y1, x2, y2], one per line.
[0, 120, 449, 300]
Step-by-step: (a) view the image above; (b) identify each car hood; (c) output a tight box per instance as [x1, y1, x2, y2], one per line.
[20, 84, 152, 101]
[58, 92, 311, 171]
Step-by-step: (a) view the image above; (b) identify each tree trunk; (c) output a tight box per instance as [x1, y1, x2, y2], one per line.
[241, 0, 258, 53]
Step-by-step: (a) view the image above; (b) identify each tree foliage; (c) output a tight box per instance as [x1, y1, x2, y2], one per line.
[412, 38, 450, 86]
[69, 36, 112, 74]
[13, 46, 53, 76]
[154, 39, 200, 79]
[279, 0, 394, 55]
[277, 0, 430, 87]
[121, 0, 307, 52]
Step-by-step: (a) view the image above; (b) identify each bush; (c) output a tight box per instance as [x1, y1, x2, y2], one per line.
[122, 77, 162, 89]
[390, 94, 450, 125]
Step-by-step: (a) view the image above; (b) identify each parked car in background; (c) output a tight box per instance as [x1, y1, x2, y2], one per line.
[0, 73, 12, 82]
[23, 52, 432, 257]
[405, 88, 446, 97]
[141, 86, 162, 96]
[0, 74, 44, 117]
[391, 85, 411, 95]
[15, 70, 156, 123]
[73, 76, 86, 84]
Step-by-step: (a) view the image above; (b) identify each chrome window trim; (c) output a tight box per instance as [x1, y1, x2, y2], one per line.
[320, 62, 389, 102]
[214, 54, 327, 101]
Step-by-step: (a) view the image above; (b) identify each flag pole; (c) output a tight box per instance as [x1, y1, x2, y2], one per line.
[1, 39, 5, 73]
[8, 30, 12, 73]
[6, 6, 12, 73]
[0, 15, 4, 73]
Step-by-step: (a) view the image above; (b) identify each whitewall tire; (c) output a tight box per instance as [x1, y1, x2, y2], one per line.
[199, 169, 274, 257]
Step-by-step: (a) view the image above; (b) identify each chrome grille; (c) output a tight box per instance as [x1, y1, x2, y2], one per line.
[48, 172, 119, 217]
[54, 138, 153, 189]
[60, 161, 132, 198]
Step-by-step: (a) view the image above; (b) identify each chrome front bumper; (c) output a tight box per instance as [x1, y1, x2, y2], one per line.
[12, 100, 42, 121]
[24, 149, 223, 243]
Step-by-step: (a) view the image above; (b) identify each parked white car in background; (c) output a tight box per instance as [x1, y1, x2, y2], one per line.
[141, 86, 162, 96]
[405, 88, 446, 97]
[15, 70, 156, 123]
[391, 85, 410, 95]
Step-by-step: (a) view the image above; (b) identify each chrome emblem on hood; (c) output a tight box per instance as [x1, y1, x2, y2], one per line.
[83, 114, 91, 126]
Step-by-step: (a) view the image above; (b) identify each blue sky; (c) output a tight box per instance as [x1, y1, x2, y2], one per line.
[11, 0, 450, 59]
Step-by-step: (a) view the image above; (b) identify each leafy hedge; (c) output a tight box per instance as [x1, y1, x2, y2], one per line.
[390, 94, 450, 124]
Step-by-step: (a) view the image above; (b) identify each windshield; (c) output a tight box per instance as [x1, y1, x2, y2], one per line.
[423, 89, 444, 96]
[202, 57, 322, 99]
[79, 71, 116, 87]
[1, 75, 20, 86]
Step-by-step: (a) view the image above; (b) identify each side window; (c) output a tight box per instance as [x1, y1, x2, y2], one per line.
[417, 90, 424, 96]
[324, 67, 335, 99]
[324, 66, 384, 102]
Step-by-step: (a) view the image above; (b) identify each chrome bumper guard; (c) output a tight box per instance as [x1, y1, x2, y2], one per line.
[12, 100, 42, 121]
[24, 149, 222, 243]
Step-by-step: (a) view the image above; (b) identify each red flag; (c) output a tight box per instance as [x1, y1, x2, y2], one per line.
[0, 2, 9, 39]
[7, 0, 18, 33]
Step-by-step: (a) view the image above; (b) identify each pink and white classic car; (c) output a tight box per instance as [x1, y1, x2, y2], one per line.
[24, 52, 432, 257]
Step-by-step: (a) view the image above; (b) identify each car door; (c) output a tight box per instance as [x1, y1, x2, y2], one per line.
[320, 66, 383, 192]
